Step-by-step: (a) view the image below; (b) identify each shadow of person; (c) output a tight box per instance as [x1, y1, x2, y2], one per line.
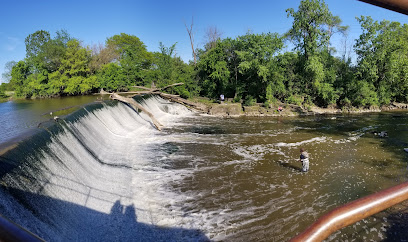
[110, 200, 124, 216]
[108, 201, 209, 241]
[123, 203, 137, 224]
[279, 161, 303, 172]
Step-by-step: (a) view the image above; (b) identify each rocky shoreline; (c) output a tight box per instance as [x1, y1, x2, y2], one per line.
[202, 101, 408, 117]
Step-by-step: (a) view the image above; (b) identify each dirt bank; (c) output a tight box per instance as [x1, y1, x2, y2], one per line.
[200, 101, 408, 117]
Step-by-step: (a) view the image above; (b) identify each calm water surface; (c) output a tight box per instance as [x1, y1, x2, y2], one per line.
[0, 96, 100, 144]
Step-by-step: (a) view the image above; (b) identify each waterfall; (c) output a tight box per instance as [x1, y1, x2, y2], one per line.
[0, 95, 208, 241]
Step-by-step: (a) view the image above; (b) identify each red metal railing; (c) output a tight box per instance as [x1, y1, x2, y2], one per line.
[359, 0, 408, 15]
[290, 181, 408, 241]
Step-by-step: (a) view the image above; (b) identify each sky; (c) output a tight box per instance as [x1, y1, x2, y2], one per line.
[1, 0, 408, 83]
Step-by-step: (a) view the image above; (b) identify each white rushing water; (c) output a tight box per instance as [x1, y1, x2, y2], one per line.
[0, 96, 211, 241]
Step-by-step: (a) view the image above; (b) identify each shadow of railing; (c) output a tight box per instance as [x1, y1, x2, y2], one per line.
[0, 187, 209, 241]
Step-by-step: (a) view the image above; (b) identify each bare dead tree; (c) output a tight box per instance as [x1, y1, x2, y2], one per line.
[204, 26, 223, 50]
[184, 16, 197, 65]
[340, 31, 352, 62]
[326, 16, 349, 52]
[88, 43, 119, 74]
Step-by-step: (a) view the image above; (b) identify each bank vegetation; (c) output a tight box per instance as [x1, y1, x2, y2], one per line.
[2, 0, 408, 111]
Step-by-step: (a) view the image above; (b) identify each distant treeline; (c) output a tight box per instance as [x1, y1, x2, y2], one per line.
[2, 0, 408, 108]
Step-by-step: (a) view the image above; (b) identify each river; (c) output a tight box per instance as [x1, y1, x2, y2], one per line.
[0, 95, 100, 145]
[0, 96, 407, 241]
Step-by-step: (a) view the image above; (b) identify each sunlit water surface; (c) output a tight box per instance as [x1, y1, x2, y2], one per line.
[160, 111, 408, 241]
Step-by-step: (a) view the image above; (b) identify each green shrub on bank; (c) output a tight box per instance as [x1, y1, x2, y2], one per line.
[244, 95, 256, 106]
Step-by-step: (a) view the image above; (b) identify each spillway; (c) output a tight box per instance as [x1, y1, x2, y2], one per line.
[0, 95, 208, 241]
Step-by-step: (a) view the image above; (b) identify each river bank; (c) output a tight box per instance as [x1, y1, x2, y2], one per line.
[199, 100, 408, 117]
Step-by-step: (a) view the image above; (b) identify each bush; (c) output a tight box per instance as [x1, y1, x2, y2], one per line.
[0, 90, 7, 98]
[243, 95, 256, 106]
[233, 94, 242, 103]
[340, 97, 352, 109]
[285, 95, 303, 106]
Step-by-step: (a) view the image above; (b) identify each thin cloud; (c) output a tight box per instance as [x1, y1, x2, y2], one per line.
[3, 36, 22, 52]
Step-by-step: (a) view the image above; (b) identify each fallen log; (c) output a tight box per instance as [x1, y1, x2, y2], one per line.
[102, 83, 208, 120]
[110, 93, 163, 131]
[157, 92, 207, 112]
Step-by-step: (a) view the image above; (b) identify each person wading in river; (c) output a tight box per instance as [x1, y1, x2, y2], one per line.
[299, 148, 309, 172]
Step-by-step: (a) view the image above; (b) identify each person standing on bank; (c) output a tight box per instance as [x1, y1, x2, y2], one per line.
[299, 148, 309, 172]
[220, 94, 225, 103]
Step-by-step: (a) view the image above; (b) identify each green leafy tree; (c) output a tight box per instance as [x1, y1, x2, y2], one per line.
[147, 42, 198, 98]
[25, 30, 71, 74]
[286, 0, 333, 60]
[197, 39, 231, 99]
[354, 16, 408, 105]
[10, 61, 30, 97]
[286, 0, 347, 106]
[235, 32, 284, 103]
[49, 39, 97, 95]
[97, 63, 127, 92]
[0, 83, 8, 98]
[107, 33, 153, 86]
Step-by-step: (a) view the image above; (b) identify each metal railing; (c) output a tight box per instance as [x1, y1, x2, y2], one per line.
[0, 214, 43, 241]
[359, 0, 408, 15]
[290, 181, 408, 241]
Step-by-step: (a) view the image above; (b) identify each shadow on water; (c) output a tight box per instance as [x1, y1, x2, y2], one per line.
[0, 151, 209, 241]
[383, 202, 408, 241]
[1, 187, 209, 241]
[278, 161, 303, 172]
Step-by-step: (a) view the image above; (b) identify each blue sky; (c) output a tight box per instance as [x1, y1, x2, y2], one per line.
[1, 0, 408, 83]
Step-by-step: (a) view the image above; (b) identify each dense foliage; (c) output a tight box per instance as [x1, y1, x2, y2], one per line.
[4, 0, 408, 107]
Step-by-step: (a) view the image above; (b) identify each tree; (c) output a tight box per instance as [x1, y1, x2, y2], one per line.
[286, 0, 348, 106]
[25, 30, 51, 70]
[235, 32, 284, 103]
[146, 42, 198, 98]
[97, 63, 127, 92]
[204, 26, 223, 50]
[184, 17, 197, 65]
[197, 39, 231, 99]
[107, 33, 152, 86]
[49, 39, 97, 95]
[2, 61, 17, 83]
[24, 30, 71, 74]
[354, 16, 408, 105]
[326, 15, 349, 52]
[10, 61, 30, 97]
[89, 43, 119, 74]
[286, 0, 333, 60]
